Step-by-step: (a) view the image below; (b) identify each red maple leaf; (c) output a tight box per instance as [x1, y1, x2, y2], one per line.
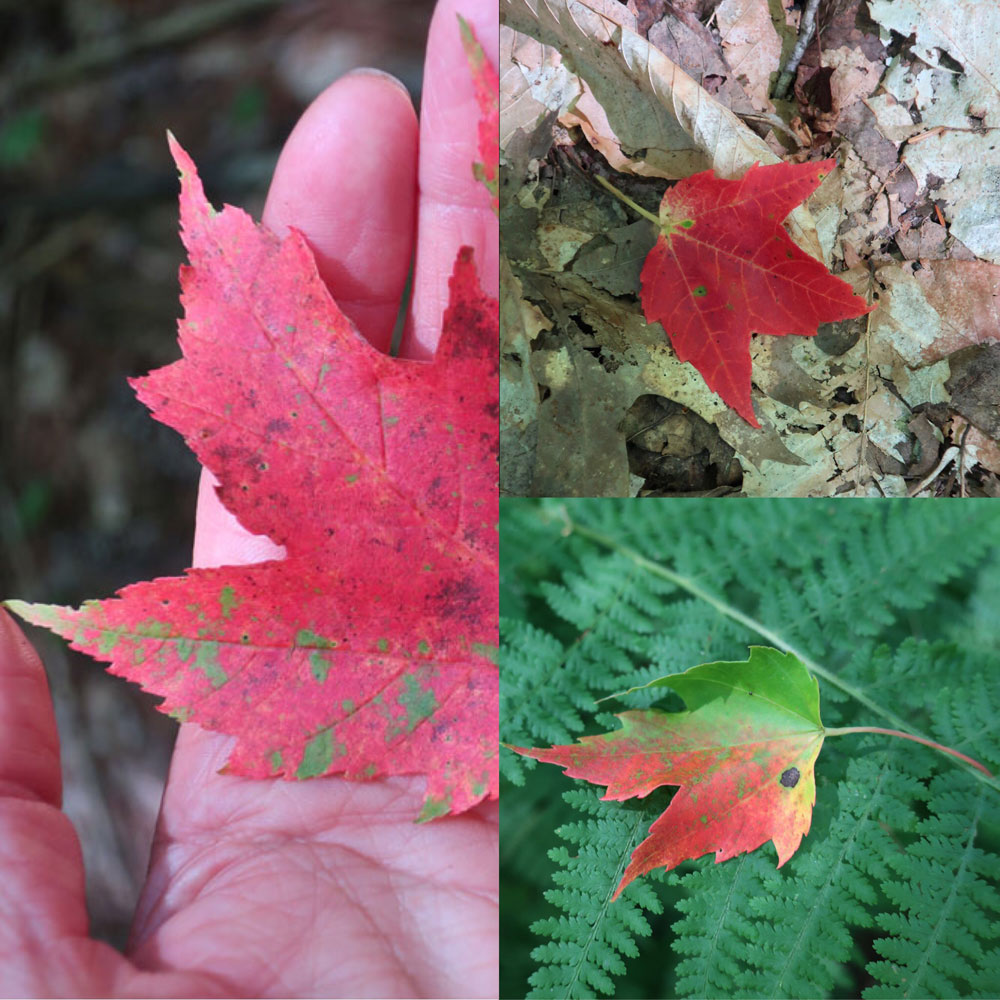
[460, 14, 499, 216]
[634, 160, 873, 426]
[510, 648, 826, 898]
[9, 138, 499, 820]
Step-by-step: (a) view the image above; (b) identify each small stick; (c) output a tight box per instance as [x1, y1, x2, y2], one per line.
[908, 445, 959, 497]
[773, 0, 822, 101]
[594, 174, 661, 226]
[957, 419, 972, 498]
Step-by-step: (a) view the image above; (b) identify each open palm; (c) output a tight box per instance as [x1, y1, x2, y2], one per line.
[0, 1, 498, 996]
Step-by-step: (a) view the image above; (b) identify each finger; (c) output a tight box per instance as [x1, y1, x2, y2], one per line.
[0, 607, 61, 805]
[193, 70, 419, 568]
[406, 0, 499, 359]
[263, 69, 419, 356]
[0, 608, 89, 989]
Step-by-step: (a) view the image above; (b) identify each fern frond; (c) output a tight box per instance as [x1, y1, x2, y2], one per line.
[866, 778, 1000, 998]
[527, 789, 666, 999]
[502, 500, 1000, 999]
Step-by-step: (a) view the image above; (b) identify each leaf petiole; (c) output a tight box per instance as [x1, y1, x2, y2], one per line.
[825, 726, 993, 777]
[594, 174, 661, 227]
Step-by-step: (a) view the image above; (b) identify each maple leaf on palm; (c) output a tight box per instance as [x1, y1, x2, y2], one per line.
[602, 159, 873, 426]
[9, 137, 499, 820]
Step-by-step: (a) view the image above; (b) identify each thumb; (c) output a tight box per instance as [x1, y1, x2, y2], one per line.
[0, 608, 94, 992]
[0, 606, 61, 804]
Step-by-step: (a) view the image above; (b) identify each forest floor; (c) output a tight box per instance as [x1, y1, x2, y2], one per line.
[500, 0, 1000, 496]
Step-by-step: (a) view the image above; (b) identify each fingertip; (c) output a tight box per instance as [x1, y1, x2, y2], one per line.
[408, 0, 499, 358]
[0, 607, 62, 807]
[263, 70, 419, 353]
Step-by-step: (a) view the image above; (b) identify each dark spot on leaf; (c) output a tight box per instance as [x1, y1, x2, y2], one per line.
[780, 767, 800, 788]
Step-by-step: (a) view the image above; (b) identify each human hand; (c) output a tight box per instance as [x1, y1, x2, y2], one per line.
[0, 0, 498, 995]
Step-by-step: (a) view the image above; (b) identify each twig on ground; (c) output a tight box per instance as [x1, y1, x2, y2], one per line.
[855, 277, 876, 496]
[908, 446, 960, 497]
[957, 420, 972, 498]
[773, 0, 822, 101]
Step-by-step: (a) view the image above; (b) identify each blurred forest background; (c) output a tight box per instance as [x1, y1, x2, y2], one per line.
[0, 0, 434, 948]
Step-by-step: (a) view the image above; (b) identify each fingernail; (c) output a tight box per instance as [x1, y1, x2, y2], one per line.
[344, 67, 411, 99]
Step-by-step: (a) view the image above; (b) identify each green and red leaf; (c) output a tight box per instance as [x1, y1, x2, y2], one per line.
[511, 647, 826, 897]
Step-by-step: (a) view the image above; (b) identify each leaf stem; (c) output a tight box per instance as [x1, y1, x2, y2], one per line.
[593, 174, 661, 227]
[550, 505, 1000, 791]
[825, 727, 993, 777]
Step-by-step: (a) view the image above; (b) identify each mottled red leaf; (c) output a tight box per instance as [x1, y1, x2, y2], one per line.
[459, 15, 499, 215]
[8, 138, 499, 820]
[639, 160, 873, 426]
[511, 648, 826, 897]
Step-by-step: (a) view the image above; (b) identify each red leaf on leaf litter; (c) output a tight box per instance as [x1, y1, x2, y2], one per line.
[639, 160, 873, 426]
[511, 648, 826, 898]
[8, 137, 499, 820]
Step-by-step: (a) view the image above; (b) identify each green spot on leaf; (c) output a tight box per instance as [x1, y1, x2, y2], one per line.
[296, 727, 343, 778]
[296, 629, 336, 649]
[693, 285, 708, 298]
[194, 641, 226, 688]
[219, 585, 240, 620]
[417, 794, 451, 822]
[175, 637, 195, 663]
[393, 674, 439, 736]
[309, 650, 331, 682]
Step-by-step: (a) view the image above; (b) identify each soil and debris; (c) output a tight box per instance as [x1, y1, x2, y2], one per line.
[499, 0, 1000, 496]
[0, 0, 433, 947]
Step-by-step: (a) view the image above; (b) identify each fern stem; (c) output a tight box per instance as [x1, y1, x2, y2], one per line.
[825, 727, 993, 777]
[593, 174, 661, 226]
[554, 509, 1000, 790]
